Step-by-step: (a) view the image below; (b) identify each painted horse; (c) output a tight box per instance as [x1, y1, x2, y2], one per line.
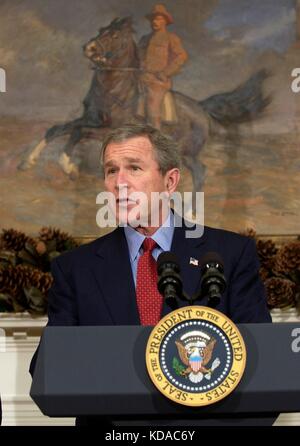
[19, 17, 270, 193]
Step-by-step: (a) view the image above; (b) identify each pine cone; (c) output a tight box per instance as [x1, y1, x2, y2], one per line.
[274, 242, 300, 276]
[240, 228, 257, 239]
[256, 239, 278, 269]
[38, 272, 53, 296]
[265, 277, 296, 309]
[0, 264, 33, 298]
[39, 227, 78, 252]
[29, 269, 53, 295]
[1, 229, 36, 252]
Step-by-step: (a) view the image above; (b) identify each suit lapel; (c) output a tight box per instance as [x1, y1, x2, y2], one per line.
[91, 228, 140, 325]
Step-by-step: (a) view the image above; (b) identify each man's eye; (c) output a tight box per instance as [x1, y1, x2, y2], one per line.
[107, 168, 116, 175]
[131, 165, 141, 171]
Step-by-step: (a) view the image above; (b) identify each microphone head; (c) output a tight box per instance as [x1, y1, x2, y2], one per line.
[199, 252, 226, 304]
[199, 252, 224, 272]
[157, 251, 180, 275]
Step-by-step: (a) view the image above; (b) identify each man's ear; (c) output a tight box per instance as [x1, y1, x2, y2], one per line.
[165, 168, 180, 194]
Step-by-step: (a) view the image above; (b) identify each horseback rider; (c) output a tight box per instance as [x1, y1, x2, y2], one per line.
[18, 11, 269, 184]
[137, 4, 188, 129]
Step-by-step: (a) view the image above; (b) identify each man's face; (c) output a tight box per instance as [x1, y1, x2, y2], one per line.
[103, 136, 179, 227]
[151, 14, 167, 31]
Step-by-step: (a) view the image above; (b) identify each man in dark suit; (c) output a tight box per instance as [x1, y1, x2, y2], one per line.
[30, 123, 271, 425]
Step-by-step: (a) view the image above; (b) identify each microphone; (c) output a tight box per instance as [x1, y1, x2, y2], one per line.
[157, 252, 183, 309]
[199, 252, 226, 308]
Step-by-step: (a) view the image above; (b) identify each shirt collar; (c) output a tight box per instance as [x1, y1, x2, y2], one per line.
[124, 211, 174, 262]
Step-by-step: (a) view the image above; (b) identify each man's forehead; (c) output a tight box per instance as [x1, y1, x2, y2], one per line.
[104, 136, 155, 158]
[104, 156, 145, 166]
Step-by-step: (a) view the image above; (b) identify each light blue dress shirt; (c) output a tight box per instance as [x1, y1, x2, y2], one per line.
[124, 212, 175, 286]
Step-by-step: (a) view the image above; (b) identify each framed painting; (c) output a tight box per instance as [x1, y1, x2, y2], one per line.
[0, 0, 299, 237]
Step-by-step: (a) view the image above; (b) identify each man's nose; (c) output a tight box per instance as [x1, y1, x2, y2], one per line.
[115, 169, 128, 189]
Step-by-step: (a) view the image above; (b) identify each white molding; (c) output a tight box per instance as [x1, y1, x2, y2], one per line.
[0, 337, 40, 352]
[1, 395, 74, 426]
[0, 313, 47, 329]
[271, 308, 300, 323]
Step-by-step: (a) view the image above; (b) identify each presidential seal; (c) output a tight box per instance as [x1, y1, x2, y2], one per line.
[146, 306, 246, 407]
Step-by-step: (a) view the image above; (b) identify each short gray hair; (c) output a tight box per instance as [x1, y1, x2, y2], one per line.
[100, 122, 181, 175]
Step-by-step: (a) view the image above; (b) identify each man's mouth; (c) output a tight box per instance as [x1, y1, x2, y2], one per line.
[117, 198, 136, 205]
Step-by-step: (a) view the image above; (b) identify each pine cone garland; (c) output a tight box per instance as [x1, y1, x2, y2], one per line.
[274, 242, 300, 276]
[265, 277, 296, 309]
[0, 226, 79, 314]
[1, 229, 36, 252]
[39, 227, 78, 252]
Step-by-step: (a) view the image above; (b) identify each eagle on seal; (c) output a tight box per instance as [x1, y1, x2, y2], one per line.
[175, 331, 220, 383]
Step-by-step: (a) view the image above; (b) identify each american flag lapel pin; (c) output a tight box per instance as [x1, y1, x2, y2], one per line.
[189, 257, 199, 266]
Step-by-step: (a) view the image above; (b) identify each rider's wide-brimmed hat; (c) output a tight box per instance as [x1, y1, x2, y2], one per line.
[145, 4, 174, 25]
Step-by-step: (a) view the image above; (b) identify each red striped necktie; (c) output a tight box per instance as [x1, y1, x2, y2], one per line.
[136, 238, 163, 325]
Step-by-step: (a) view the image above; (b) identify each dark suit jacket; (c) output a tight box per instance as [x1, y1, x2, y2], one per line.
[42, 223, 271, 330]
